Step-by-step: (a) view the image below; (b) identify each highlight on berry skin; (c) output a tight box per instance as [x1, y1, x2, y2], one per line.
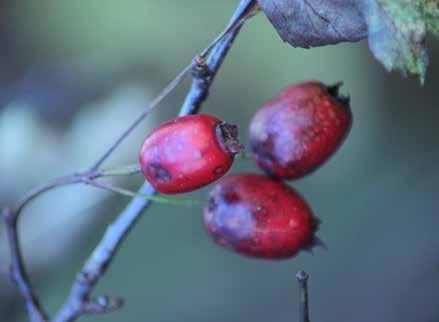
[248, 80, 352, 180]
[139, 114, 242, 194]
[203, 173, 321, 259]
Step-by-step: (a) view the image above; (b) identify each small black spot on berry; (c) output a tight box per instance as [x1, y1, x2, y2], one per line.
[214, 166, 224, 175]
[145, 163, 172, 182]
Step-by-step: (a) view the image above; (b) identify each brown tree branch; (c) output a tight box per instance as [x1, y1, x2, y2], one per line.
[3, 208, 49, 322]
[53, 2, 257, 321]
[2, 1, 258, 322]
[296, 270, 311, 322]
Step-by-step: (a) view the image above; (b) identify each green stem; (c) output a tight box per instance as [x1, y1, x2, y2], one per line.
[85, 179, 201, 207]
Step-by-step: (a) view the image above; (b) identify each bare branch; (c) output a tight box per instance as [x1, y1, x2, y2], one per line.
[180, 0, 258, 116]
[3, 1, 257, 321]
[1, 174, 84, 322]
[3, 208, 49, 322]
[2, 163, 191, 322]
[52, 1, 258, 322]
[296, 270, 311, 322]
[52, 182, 157, 322]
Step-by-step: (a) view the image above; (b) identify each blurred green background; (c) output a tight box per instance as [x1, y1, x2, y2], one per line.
[1, 1, 439, 321]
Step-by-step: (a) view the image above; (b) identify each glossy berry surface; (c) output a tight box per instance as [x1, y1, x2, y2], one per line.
[140, 114, 241, 194]
[249, 81, 352, 180]
[203, 174, 319, 259]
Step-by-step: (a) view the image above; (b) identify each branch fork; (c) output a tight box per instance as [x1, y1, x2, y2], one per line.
[3, 1, 258, 321]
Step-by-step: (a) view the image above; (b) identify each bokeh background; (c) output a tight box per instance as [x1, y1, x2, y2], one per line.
[1, 1, 438, 322]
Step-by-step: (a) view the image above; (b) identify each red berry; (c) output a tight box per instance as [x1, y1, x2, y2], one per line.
[203, 173, 320, 259]
[249, 81, 352, 179]
[140, 114, 241, 194]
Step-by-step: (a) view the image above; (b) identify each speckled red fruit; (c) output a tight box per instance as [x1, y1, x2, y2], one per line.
[203, 174, 319, 259]
[139, 114, 241, 194]
[249, 81, 352, 180]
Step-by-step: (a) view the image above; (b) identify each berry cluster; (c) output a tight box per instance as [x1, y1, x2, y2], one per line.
[139, 80, 352, 259]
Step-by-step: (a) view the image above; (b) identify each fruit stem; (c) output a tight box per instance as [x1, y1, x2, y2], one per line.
[296, 270, 311, 322]
[84, 179, 201, 207]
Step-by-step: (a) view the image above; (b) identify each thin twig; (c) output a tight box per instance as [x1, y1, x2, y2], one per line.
[89, 0, 258, 172]
[3, 208, 49, 322]
[179, 0, 258, 115]
[3, 1, 257, 321]
[296, 270, 311, 322]
[13, 175, 84, 219]
[2, 162, 193, 321]
[88, 65, 191, 171]
[1, 170, 131, 322]
[9, 167, 138, 221]
[2, 174, 84, 322]
[53, 1, 257, 321]
[52, 183, 157, 322]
